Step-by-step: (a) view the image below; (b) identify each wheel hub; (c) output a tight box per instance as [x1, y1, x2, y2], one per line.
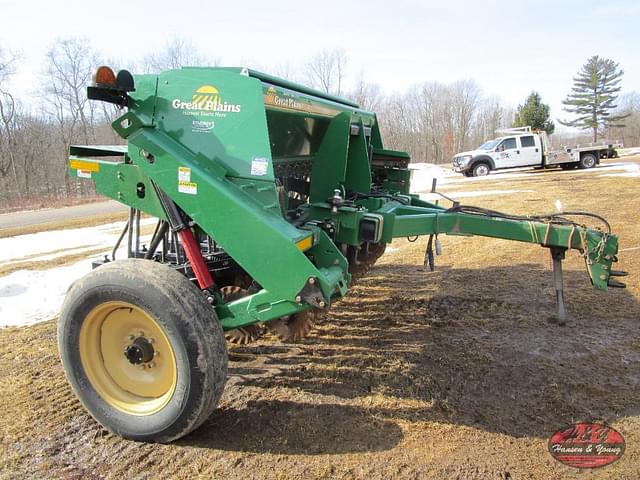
[79, 301, 177, 415]
[124, 336, 155, 365]
[475, 164, 489, 176]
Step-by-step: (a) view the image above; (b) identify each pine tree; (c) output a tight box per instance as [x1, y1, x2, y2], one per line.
[559, 55, 628, 141]
[513, 91, 555, 134]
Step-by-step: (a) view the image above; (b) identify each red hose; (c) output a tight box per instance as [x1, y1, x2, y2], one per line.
[177, 229, 214, 289]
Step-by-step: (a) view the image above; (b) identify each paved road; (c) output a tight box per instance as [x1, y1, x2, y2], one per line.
[0, 200, 127, 230]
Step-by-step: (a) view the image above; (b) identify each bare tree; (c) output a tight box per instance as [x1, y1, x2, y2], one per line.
[416, 82, 456, 163]
[449, 80, 480, 154]
[349, 72, 383, 111]
[142, 37, 217, 72]
[611, 91, 640, 147]
[0, 47, 19, 184]
[0, 46, 17, 85]
[377, 79, 507, 165]
[473, 97, 503, 143]
[303, 49, 347, 95]
[269, 62, 300, 82]
[43, 38, 98, 195]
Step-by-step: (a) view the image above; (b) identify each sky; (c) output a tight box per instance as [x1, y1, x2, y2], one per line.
[1, 0, 638, 131]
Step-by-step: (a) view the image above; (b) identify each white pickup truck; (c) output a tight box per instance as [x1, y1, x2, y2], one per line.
[452, 127, 621, 177]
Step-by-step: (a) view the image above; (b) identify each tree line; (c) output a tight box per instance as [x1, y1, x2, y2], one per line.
[0, 39, 637, 208]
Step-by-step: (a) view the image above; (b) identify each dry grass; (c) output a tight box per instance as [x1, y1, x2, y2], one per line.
[0, 248, 109, 277]
[0, 212, 128, 239]
[0, 195, 105, 215]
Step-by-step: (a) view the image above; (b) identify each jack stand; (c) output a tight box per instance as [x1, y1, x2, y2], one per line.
[424, 234, 435, 271]
[550, 247, 567, 325]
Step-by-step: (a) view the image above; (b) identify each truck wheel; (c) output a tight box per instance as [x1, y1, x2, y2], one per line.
[58, 259, 227, 443]
[472, 162, 490, 177]
[579, 153, 597, 169]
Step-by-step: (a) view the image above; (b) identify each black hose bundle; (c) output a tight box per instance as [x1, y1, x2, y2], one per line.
[349, 191, 410, 205]
[446, 205, 611, 234]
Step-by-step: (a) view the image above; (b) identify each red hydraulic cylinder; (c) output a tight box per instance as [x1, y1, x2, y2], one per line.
[177, 228, 214, 290]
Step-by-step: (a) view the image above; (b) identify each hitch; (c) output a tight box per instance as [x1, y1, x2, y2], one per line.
[548, 244, 629, 325]
[608, 269, 628, 288]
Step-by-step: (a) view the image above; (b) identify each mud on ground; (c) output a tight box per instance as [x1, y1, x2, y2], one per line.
[1, 159, 639, 479]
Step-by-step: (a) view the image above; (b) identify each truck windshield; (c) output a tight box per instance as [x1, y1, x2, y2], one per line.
[479, 139, 500, 150]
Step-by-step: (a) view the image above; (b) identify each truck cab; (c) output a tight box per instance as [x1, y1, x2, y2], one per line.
[453, 130, 544, 177]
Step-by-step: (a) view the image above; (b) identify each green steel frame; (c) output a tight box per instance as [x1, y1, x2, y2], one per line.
[69, 66, 622, 330]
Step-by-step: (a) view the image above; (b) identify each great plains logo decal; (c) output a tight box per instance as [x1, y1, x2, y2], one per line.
[263, 85, 338, 116]
[265, 86, 304, 111]
[172, 85, 241, 118]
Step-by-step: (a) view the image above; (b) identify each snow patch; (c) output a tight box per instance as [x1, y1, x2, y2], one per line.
[0, 218, 155, 264]
[618, 148, 640, 157]
[0, 219, 157, 327]
[0, 259, 92, 327]
[598, 162, 640, 178]
[408, 163, 454, 192]
[0, 238, 148, 328]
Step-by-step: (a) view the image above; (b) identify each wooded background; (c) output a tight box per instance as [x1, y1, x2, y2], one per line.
[1, 38, 638, 208]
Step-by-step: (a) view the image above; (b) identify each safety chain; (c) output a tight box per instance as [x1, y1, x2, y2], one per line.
[579, 229, 609, 265]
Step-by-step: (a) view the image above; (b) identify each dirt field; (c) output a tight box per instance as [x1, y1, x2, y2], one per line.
[1, 159, 639, 479]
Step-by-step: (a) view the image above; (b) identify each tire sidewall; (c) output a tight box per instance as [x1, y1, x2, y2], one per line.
[58, 260, 226, 442]
[473, 163, 490, 177]
[580, 154, 596, 169]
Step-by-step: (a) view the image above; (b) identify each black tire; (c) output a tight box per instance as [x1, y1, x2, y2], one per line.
[579, 153, 597, 169]
[58, 259, 227, 443]
[472, 162, 490, 177]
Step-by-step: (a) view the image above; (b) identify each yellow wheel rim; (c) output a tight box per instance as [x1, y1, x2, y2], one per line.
[79, 301, 177, 416]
